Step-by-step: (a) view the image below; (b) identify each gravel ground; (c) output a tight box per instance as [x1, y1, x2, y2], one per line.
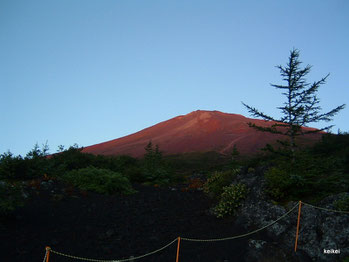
[0, 182, 249, 262]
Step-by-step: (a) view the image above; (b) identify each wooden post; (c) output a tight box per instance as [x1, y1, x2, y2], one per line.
[294, 201, 302, 252]
[176, 237, 181, 262]
[45, 246, 51, 262]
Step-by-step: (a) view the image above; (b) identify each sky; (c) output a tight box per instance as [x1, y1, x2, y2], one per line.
[1, 0, 348, 156]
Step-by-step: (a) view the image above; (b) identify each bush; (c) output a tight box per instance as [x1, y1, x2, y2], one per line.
[264, 147, 348, 201]
[0, 152, 26, 180]
[141, 166, 173, 186]
[164, 151, 232, 175]
[0, 144, 50, 180]
[123, 166, 143, 183]
[203, 169, 238, 198]
[213, 183, 249, 218]
[49, 145, 139, 177]
[247, 167, 256, 174]
[0, 182, 24, 216]
[334, 194, 349, 212]
[0, 152, 47, 180]
[62, 167, 136, 195]
[264, 166, 306, 200]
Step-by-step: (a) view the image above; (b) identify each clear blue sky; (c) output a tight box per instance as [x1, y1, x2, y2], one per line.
[1, 0, 348, 156]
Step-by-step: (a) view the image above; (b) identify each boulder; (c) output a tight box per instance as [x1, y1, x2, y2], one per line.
[233, 169, 349, 261]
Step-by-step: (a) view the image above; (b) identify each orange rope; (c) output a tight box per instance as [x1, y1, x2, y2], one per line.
[176, 237, 181, 262]
[294, 201, 302, 252]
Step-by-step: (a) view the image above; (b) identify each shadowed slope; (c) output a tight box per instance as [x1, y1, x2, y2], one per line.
[82, 110, 322, 157]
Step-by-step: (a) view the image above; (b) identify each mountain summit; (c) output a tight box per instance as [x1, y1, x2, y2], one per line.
[82, 110, 321, 157]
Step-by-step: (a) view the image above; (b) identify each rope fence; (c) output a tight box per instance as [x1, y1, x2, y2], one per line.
[302, 201, 349, 214]
[43, 201, 349, 261]
[182, 202, 299, 242]
[48, 238, 178, 262]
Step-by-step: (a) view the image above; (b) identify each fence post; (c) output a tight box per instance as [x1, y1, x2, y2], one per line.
[294, 201, 302, 252]
[176, 237, 181, 262]
[45, 246, 51, 262]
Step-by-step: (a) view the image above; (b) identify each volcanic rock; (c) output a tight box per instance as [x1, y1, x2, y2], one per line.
[233, 169, 349, 262]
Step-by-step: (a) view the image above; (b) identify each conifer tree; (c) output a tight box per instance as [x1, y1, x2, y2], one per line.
[242, 49, 345, 159]
[144, 141, 163, 173]
[143, 141, 170, 185]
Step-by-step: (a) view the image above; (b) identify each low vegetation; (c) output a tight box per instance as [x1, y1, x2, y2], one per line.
[334, 194, 349, 212]
[137, 141, 173, 186]
[0, 132, 348, 217]
[203, 167, 250, 218]
[213, 183, 249, 218]
[203, 169, 238, 199]
[202, 132, 349, 217]
[62, 167, 135, 195]
[165, 151, 231, 176]
[264, 133, 349, 202]
[0, 142, 174, 216]
[0, 181, 24, 216]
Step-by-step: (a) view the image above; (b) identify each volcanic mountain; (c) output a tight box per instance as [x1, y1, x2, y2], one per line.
[82, 110, 322, 157]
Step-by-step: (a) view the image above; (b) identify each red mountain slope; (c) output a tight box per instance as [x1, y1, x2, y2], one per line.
[82, 110, 322, 157]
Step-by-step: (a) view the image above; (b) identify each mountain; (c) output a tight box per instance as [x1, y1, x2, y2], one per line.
[82, 110, 322, 157]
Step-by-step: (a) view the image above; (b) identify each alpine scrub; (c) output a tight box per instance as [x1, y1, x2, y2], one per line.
[213, 183, 249, 218]
[62, 167, 136, 195]
[203, 169, 238, 198]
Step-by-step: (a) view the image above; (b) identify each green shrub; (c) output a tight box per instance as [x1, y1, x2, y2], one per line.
[0, 182, 24, 215]
[334, 195, 349, 212]
[50, 147, 102, 175]
[141, 167, 171, 186]
[123, 166, 143, 183]
[49, 145, 138, 178]
[0, 152, 26, 180]
[203, 169, 238, 198]
[164, 151, 232, 174]
[62, 167, 135, 195]
[265, 163, 316, 201]
[264, 147, 348, 201]
[0, 152, 45, 180]
[0, 144, 50, 180]
[247, 167, 256, 174]
[265, 166, 294, 200]
[213, 183, 249, 218]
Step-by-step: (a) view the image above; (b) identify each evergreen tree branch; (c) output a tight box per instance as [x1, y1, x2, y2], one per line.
[241, 102, 276, 121]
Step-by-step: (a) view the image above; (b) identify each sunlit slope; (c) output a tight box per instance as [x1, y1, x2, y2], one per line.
[82, 110, 322, 157]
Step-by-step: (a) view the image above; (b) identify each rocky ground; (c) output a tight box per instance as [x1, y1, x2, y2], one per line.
[1, 174, 348, 262]
[0, 181, 249, 262]
[232, 169, 349, 262]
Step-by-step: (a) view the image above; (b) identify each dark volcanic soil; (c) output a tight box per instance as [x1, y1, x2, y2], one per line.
[0, 182, 249, 262]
